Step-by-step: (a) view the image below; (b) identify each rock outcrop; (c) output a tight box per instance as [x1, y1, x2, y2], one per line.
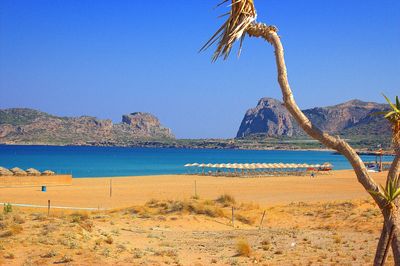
[0, 109, 174, 145]
[237, 98, 297, 138]
[237, 98, 391, 139]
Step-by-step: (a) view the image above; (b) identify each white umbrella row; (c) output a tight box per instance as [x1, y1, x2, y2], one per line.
[184, 162, 332, 169]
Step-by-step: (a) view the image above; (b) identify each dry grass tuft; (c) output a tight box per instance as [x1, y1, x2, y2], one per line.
[216, 194, 236, 206]
[235, 213, 255, 225]
[70, 212, 89, 223]
[236, 238, 251, 257]
[105, 235, 113, 244]
[13, 214, 25, 224]
[142, 199, 225, 218]
[0, 224, 23, 238]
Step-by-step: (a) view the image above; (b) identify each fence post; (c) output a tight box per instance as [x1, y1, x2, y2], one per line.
[109, 179, 112, 197]
[47, 200, 51, 216]
[259, 210, 266, 230]
[194, 180, 197, 198]
[232, 206, 234, 228]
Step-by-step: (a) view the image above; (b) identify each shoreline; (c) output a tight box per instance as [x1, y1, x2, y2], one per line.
[0, 143, 395, 155]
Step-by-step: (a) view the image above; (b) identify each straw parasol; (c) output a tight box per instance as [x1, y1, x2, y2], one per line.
[261, 163, 270, 168]
[10, 167, 27, 176]
[0, 167, 13, 176]
[41, 170, 55, 176]
[26, 168, 41, 176]
[255, 163, 264, 169]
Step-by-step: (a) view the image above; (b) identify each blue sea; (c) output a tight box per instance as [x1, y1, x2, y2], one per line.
[0, 145, 394, 178]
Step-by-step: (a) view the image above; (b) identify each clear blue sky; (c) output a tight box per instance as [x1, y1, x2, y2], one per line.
[0, 0, 399, 138]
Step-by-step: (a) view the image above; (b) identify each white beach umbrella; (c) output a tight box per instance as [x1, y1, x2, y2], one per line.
[205, 163, 213, 167]
[192, 163, 200, 167]
[198, 163, 206, 167]
[261, 163, 269, 168]
[184, 163, 192, 167]
[255, 163, 264, 169]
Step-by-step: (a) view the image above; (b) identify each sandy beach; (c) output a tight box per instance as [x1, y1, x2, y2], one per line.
[1, 170, 395, 265]
[0, 170, 387, 209]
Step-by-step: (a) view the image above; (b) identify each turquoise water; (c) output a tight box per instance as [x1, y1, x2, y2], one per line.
[0, 145, 393, 178]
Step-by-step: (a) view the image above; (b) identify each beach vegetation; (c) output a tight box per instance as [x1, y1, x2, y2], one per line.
[70, 211, 89, 223]
[369, 175, 400, 210]
[236, 238, 251, 257]
[235, 213, 255, 225]
[3, 203, 12, 214]
[105, 235, 113, 244]
[41, 249, 58, 258]
[260, 239, 272, 251]
[13, 214, 25, 224]
[379, 95, 400, 148]
[58, 255, 73, 263]
[0, 224, 22, 238]
[4, 253, 15, 259]
[215, 194, 236, 206]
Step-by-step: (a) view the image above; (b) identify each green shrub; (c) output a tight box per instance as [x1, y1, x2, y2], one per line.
[3, 203, 12, 214]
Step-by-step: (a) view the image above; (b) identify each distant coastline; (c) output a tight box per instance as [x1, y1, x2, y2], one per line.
[0, 142, 395, 156]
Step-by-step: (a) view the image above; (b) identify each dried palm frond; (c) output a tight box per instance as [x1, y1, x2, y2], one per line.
[200, 0, 257, 61]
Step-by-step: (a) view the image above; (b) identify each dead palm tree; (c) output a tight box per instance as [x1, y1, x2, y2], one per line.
[201, 1, 400, 265]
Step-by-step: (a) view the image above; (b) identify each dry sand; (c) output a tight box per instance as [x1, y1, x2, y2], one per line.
[0, 170, 395, 265]
[0, 170, 388, 209]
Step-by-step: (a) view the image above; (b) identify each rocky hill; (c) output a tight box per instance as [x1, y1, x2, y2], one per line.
[0, 108, 174, 145]
[237, 98, 391, 142]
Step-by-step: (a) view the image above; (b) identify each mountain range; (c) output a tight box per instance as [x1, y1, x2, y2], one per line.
[0, 108, 174, 145]
[237, 98, 391, 143]
[0, 98, 392, 148]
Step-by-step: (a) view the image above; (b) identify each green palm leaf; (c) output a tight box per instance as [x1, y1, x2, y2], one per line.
[383, 94, 399, 112]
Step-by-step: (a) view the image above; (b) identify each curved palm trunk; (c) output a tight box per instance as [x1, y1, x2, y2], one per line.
[201, 1, 399, 262]
[245, 22, 400, 265]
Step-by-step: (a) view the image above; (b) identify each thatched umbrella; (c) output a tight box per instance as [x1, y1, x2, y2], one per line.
[10, 167, 27, 176]
[41, 170, 55, 176]
[26, 168, 41, 176]
[0, 168, 13, 176]
[236, 164, 245, 176]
